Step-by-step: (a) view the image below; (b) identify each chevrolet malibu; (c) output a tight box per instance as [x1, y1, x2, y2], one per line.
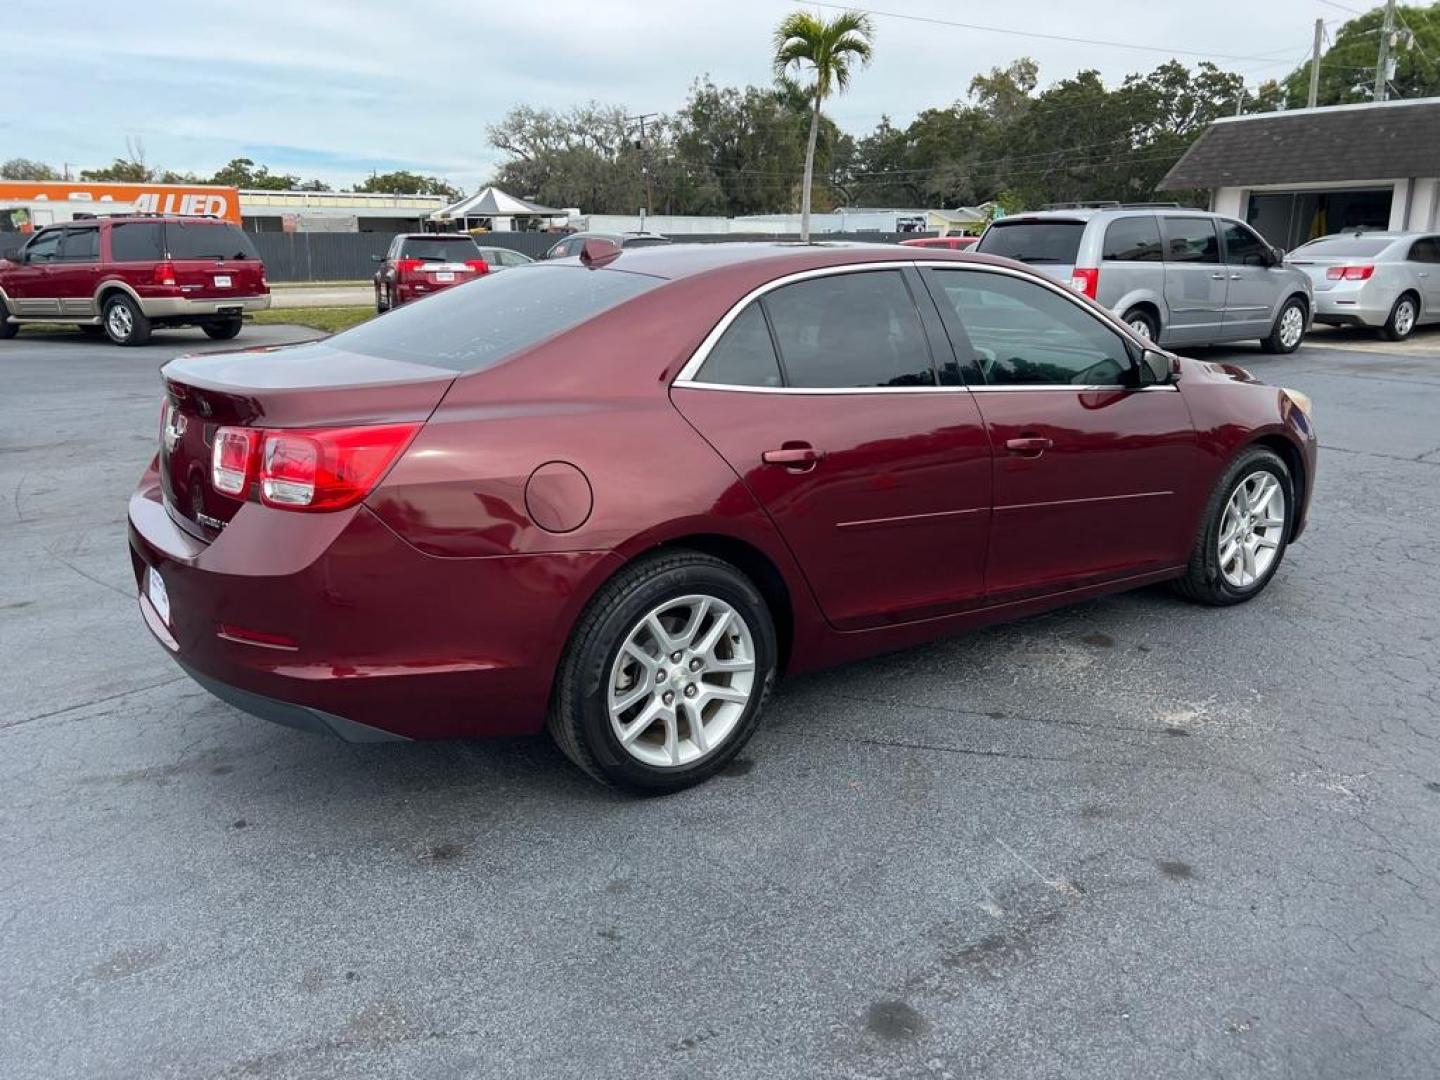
[129, 242, 1317, 793]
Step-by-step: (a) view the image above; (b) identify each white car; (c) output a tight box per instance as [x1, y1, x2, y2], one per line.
[1286, 231, 1440, 341]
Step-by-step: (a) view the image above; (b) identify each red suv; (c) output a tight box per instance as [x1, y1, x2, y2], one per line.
[373, 234, 490, 312]
[0, 215, 270, 346]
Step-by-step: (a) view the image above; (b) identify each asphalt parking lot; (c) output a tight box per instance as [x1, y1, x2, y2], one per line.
[2, 323, 1439, 1080]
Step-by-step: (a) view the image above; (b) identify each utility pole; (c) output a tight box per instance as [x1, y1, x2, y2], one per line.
[1308, 18, 1324, 109]
[1375, 0, 1398, 102]
[625, 112, 658, 223]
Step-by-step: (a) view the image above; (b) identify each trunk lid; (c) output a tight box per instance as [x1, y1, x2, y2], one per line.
[158, 339, 454, 540]
[1284, 254, 1370, 293]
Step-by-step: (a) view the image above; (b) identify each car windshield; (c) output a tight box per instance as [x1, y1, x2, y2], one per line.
[975, 220, 1084, 264]
[329, 264, 664, 373]
[399, 238, 481, 262]
[1290, 237, 1393, 258]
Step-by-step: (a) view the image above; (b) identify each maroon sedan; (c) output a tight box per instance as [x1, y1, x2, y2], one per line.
[129, 242, 1317, 792]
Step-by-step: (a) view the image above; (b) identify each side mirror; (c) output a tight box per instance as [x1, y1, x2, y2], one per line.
[1138, 348, 1176, 387]
[1267, 245, 1283, 267]
[370, 254, 383, 263]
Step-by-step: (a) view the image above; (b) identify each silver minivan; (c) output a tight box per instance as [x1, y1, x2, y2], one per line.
[974, 206, 1315, 352]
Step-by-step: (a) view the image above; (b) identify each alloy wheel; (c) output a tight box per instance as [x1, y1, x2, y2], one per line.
[1127, 316, 1153, 340]
[107, 303, 133, 339]
[1279, 305, 1305, 349]
[607, 594, 756, 769]
[1395, 299, 1417, 338]
[1218, 470, 1286, 589]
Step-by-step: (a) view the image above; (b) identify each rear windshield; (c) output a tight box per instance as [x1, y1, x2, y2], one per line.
[975, 220, 1084, 264]
[167, 222, 258, 260]
[329, 265, 663, 373]
[1290, 236, 1393, 258]
[399, 237, 481, 262]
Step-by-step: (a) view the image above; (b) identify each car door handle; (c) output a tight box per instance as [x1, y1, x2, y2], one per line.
[1211, 272, 1226, 280]
[1005, 436, 1053, 456]
[1230, 273, 1244, 280]
[1420, 271, 1431, 278]
[762, 443, 824, 472]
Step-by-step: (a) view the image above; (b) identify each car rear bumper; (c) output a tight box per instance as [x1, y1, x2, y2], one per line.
[142, 294, 271, 319]
[1312, 288, 1389, 327]
[127, 460, 619, 741]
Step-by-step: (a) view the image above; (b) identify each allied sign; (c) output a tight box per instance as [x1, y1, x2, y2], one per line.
[0, 181, 241, 224]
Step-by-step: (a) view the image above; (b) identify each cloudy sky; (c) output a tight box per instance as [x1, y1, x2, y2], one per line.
[4, 0, 1360, 192]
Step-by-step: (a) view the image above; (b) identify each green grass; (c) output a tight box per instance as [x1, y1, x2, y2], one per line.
[251, 306, 374, 333]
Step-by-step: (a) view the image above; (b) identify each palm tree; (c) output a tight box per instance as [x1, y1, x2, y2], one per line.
[772, 9, 875, 242]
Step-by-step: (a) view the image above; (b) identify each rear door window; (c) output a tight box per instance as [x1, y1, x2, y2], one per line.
[328, 265, 662, 373]
[761, 270, 936, 388]
[167, 223, 259, 260]
[1101, 217, 1163, 262]
[975, 220, 1084, 265]
[694, 304, 783, 388]
[109, 222, 165, 262]
[1221, 220, 1269, 266]
[1162, 217, 1220, 263]
[59, 228, 100, 262]
[1407, 238, 1440, 263]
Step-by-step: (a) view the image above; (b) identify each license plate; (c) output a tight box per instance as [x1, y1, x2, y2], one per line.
[434, 272, 455, 282]
[213, 274, 232, 288]
[147, 568, 171, 626]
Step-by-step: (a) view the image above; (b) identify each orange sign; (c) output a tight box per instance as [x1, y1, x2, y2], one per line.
[0, 181, 241, 224]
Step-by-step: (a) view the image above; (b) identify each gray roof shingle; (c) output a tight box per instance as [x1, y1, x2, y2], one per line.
[1160, 98, 1440, 189]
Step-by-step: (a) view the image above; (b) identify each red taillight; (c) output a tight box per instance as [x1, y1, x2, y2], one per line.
[211, 423, 419, 511]
[152, 260, 177, 287]
[259, 423, 421, 511]
[211, 428, 258, 495]
[394, 258, 423, 277]
[465, 259, 490, 274]
[1325, 265, 1375, 281]
[1069, 267, 1099, 299]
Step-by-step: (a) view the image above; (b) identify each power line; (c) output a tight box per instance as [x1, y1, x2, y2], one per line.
[803, 1, 1308, 62]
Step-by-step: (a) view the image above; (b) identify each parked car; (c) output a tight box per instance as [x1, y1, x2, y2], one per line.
[1285, 231, 1440, 341]
[973, 206, 1314, 352]
[0, 215, 269, 346]
[900, 235, 978, 250]
[129, 244, 1316, 793]
[473, 245, 535, 271]
[543, 231, 670, 259]
[373, 234, 490, 312]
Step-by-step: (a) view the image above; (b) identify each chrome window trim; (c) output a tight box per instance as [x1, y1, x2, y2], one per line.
[673, 258, 1156, 394]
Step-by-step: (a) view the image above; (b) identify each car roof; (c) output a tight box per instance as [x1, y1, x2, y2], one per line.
[992, 207, 1214, 223]
[399, 233, 476, 239]
[552, 240, 1019, 282]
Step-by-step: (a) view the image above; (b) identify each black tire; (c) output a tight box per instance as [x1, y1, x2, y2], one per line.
[1172, 446, 1293, 606]
[547, 550, 777, 794]
[375, 287, 388, 314]
[1260, 296, 1307, 354]
[1121, 306, 1158, 343]
[1380, 292, 1420, 342]
[0, 298, 16, 340]
[101, 293, 151, 346]
[203, 318, 243, 341]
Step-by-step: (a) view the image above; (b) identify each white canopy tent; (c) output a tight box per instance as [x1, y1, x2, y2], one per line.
[430, 186, 564, 230]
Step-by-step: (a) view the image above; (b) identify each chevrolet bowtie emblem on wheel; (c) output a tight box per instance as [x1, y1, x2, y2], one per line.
[162, 406, 187, 452]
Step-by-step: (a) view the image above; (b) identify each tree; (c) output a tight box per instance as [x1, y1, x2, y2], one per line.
[772, 8, 875, 241]
[0, 158, 59, 181]
[208, 157, 328, 191]
[353, 171, 459, 200]
[1267, 3, 1440, 107]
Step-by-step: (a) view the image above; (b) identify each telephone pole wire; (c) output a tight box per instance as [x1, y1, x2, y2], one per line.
[625, 112, 659, 219]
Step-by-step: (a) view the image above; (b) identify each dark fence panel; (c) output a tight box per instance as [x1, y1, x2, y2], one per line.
[254, 230, 940, 282]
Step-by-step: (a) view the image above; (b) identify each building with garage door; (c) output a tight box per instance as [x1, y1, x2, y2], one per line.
[1160, 97, 1440, 251]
